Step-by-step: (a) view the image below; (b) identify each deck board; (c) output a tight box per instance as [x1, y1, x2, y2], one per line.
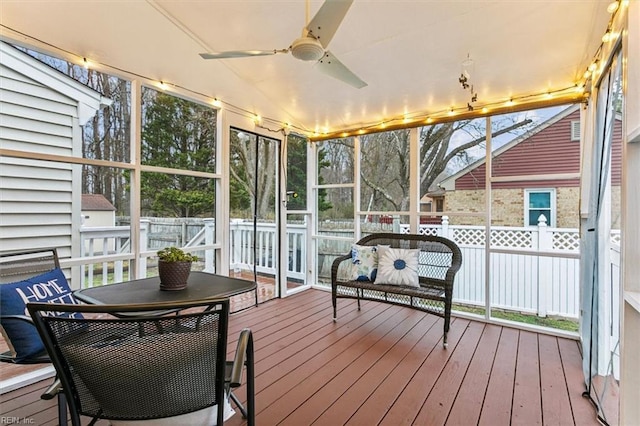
[0, 289, 605, 426]
[539, 333, 575, 425]
[414, 320, 486, 425]
[443, 323, 502, 425]
[278, 309, 426, 425]
[255, 305, 411, 424]
[478, 326, 519, 426]
[378, 318, 471, 425]
[344, 313, 443, 426]
[311, 314, 439, 426]
[512, 331, 543, 425]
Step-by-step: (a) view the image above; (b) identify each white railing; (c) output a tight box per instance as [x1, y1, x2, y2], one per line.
[229, 219, 306, 281]
[79, 226, 132, 287]
[78, 217, 622, 323]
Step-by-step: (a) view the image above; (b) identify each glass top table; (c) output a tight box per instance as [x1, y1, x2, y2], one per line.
[73, 271, 256, 307]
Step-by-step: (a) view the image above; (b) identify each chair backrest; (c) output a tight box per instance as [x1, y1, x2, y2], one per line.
[355, 233, 462, 288]
[27, 299, 230, 426]
[0, 248, 60, 284]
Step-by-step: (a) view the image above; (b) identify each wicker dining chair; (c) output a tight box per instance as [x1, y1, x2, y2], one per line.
[27, 298, 255, 426]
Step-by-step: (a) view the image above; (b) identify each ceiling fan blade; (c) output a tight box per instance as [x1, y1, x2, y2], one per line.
[306, 0, 354, 49]
[199, 49, 284, 59]
[316, 51, 367, 89]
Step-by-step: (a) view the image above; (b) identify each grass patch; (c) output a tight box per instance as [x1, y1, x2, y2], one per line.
[454, 304, 579, 332]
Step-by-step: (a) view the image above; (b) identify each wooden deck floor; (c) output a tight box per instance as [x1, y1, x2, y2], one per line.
[1, 289, 601, 425]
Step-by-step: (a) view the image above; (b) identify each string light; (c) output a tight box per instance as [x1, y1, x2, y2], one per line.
[0, 23, 603, 142]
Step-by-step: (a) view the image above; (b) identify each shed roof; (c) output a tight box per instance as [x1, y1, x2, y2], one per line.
[82, 194, 116, 212]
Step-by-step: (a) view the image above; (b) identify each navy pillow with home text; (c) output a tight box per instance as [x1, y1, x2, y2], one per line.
[0, 268, 81, 362]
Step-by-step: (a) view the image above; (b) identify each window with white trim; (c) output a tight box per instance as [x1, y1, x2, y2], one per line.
[525, 189, 556, 227]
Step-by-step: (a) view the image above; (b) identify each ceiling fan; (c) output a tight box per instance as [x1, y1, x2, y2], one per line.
[199, 0, 367, 89]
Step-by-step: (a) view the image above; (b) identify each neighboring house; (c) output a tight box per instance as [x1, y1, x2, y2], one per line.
[0, 42, 111, 257]
[437, 105, 622, 228]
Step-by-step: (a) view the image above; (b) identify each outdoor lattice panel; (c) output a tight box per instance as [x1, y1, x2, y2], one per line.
[491, 229, 532, 248]
[453, 228, 485, 246]
[418, 227, 439, 236]
[554, 231, 580, 251]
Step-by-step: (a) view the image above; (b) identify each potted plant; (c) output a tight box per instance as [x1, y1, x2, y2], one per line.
[156, 247, 199, 291]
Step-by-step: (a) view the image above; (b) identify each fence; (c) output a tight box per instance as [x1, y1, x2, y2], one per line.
[404, 216, 582, 319]
[79, 216, 622, 322]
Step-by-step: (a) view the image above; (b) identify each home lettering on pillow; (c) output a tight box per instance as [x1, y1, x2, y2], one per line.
[0, 268, 82, 361]
[15, 278, 78, 316]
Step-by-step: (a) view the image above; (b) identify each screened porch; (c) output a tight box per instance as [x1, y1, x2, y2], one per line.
[1, 1, 639, 425]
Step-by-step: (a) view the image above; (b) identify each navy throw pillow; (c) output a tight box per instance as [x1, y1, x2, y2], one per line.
[0, 268, 81, 362]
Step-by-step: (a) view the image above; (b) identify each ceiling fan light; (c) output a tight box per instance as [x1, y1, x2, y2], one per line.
[291, 37, 325, 61]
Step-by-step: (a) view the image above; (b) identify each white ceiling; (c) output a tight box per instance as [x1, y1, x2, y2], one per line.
[0, 0, 611, 137]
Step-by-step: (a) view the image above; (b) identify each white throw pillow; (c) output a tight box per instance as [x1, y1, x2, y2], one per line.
[374, 246, 420, 287]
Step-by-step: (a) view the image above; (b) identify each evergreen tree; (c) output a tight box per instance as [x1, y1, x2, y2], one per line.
[141, 92, 217, 217]
[286, 134, 331, 211]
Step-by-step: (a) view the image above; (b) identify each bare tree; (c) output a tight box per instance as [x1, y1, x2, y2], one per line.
[355, 116, 534, 213]
[229, 131, 278, 219]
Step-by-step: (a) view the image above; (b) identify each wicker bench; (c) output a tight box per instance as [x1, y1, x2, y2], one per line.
[331, 233, 462, 347]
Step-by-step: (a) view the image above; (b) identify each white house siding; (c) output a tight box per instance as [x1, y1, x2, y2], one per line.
[0, 68, 76, 256]
[0, 43, 105, 259]
[0, 158, 74, 251]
